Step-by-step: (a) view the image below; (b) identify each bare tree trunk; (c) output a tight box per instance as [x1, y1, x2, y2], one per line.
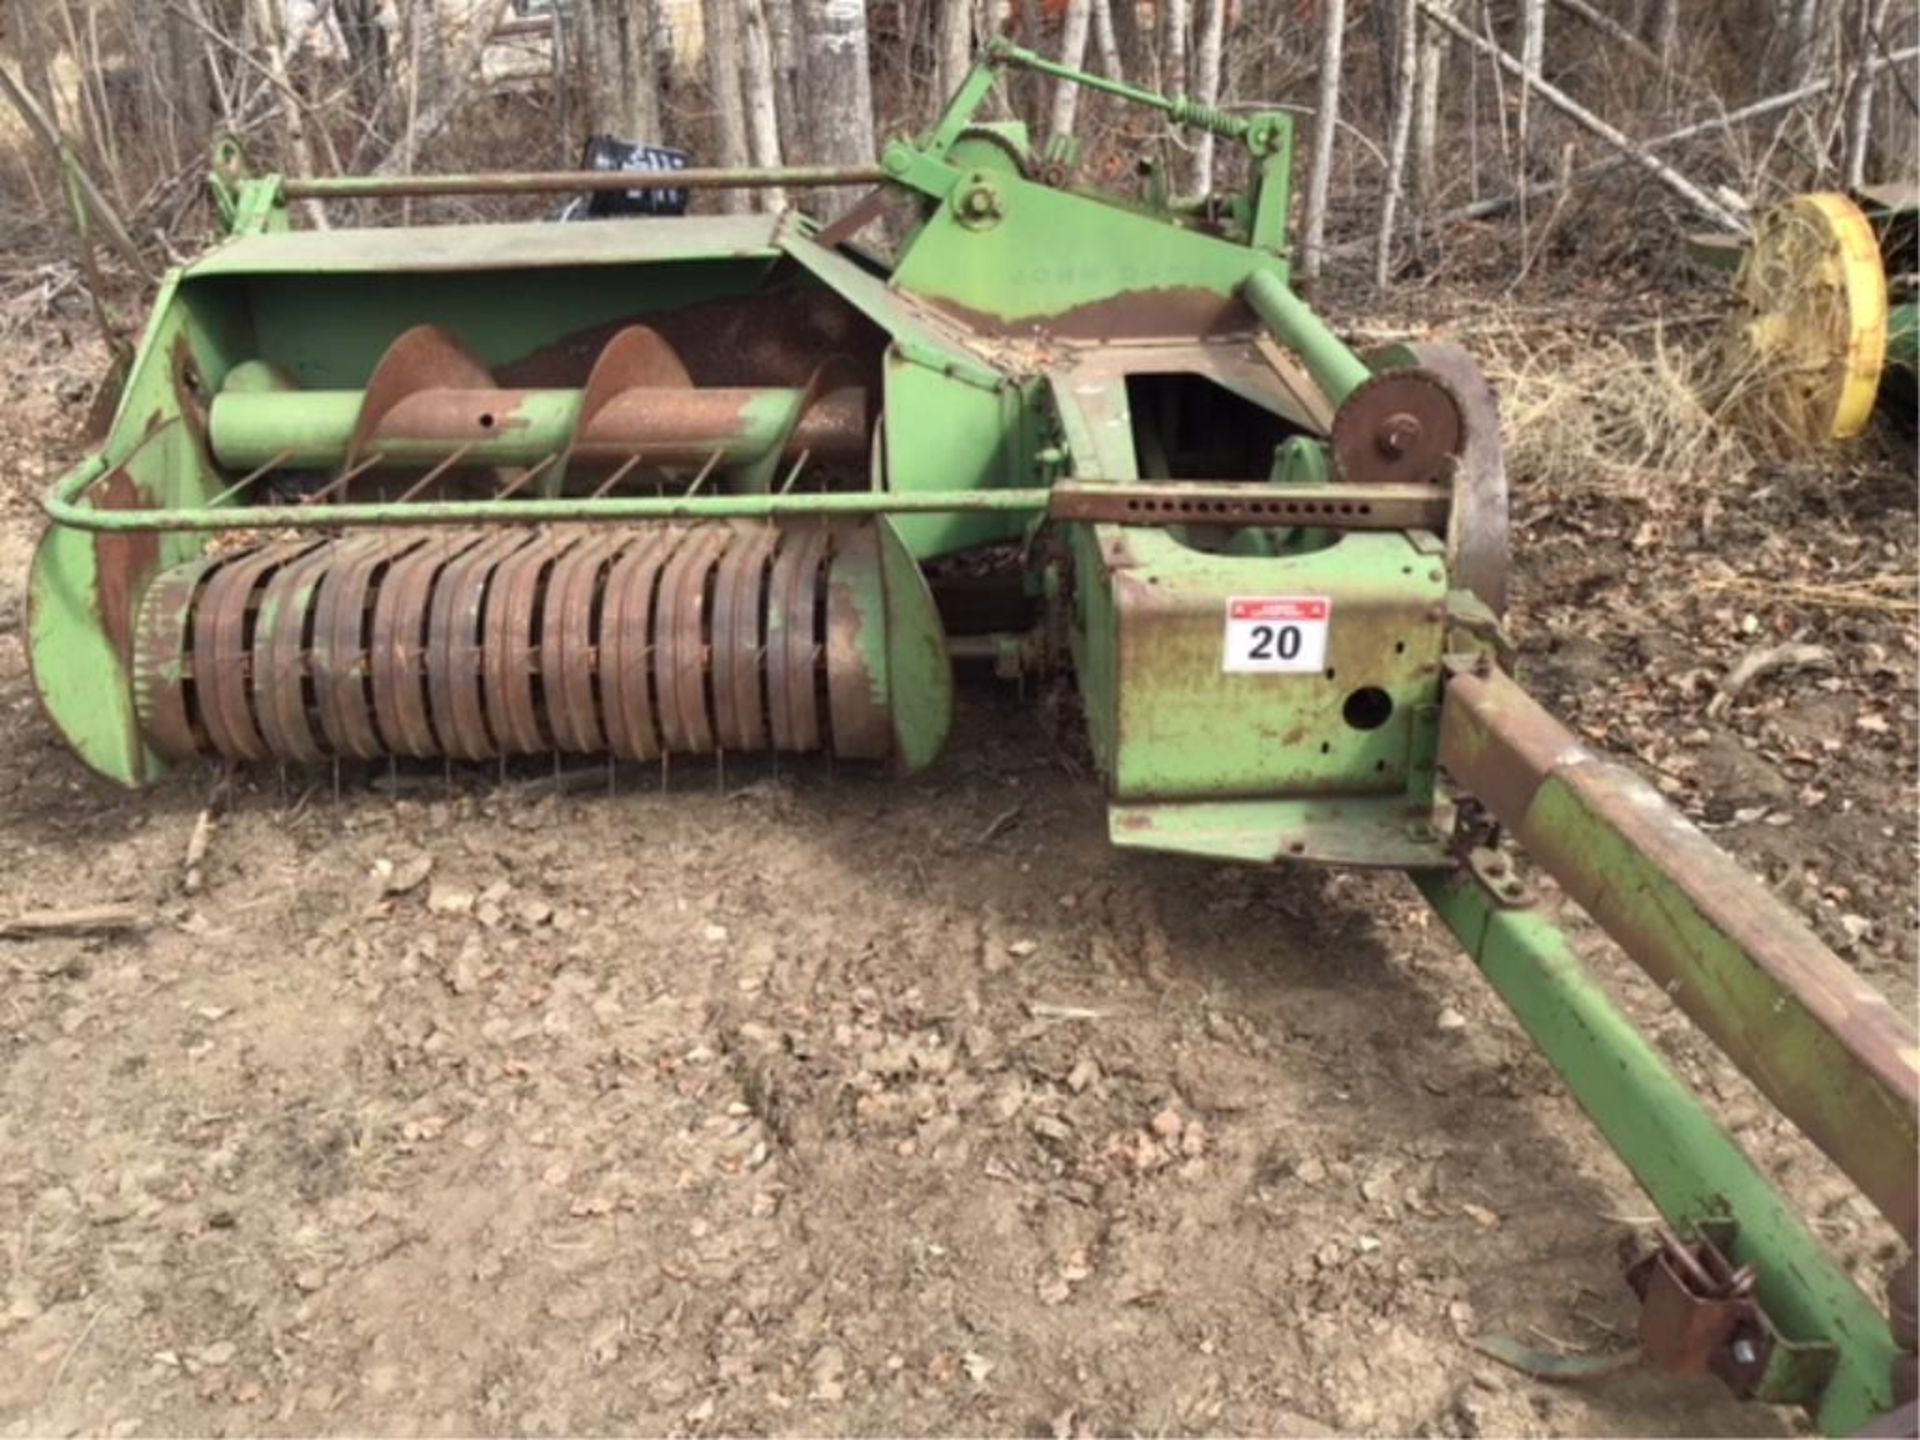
[1650, 0, 1679, 71]
[1164, 0, 1190, 101]
[937, 0, 977, 106]
[1517, 0, 1544, 164]
[1845, 0, 1895, 187]
[1111, 0, 1149, 88]
[766, 2, 804, 158]
[366, 0, 514, 174]
[704, 0, 753, 213]
[803, 0, 876, 176]
[1300, 0, 1347, 286]
[1190, 0, 1226, 193]
[1412, 0, 1452, 212]
[1376, 0, 1418, 288]
[1050, 0, 1095, 137]
[248, 0, 330, 226]
[616, 0, 663, 141]
[740, 0, 787, 208]
[1091, 0, 1121, 80]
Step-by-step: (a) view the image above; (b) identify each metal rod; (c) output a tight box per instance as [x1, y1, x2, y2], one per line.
[1436, 663, 1920, 1242]
[986, 38, 1252, 138]
[204, 448, 294, 507]
[1418, 864, 1898, 1437]
[393, 442, 479, 504]
[588, 454, 646, 500]
[42, 456, 1051, 532]
[281, 165, 888, 200]
[299, 452, 386, 507]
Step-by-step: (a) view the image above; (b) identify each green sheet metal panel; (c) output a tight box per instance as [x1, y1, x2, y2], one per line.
[184, 214, 783, 278]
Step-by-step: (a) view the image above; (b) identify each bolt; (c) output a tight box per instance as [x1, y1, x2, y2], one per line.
[1377, 412, 1422, 457]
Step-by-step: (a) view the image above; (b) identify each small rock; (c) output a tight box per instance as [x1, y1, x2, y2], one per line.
[1295, 1156, 1327, 1186]
[1066, 1056, 1101, 1094]
[384, 854, 434, 896]
[962, 1351, 994, 1385]
[515, 897, 555, 928]
[703, 924, 730, 945]
[426, 884, 474, 916]
[1435, 1007, 1469, 1033]
[1149, 1106, 1184, 1139]
[1005, 939, 1038, 959]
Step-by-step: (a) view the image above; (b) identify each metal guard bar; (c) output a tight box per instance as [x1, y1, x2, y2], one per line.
[42, 459, 1452, 536]
[280, 165, 888, 200]
[1438, 662, 1920, 1242]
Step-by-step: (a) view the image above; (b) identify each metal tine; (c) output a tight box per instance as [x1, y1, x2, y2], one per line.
[683, 448, 727, 498]
[588, 452, 647, 500]
[488, 451, 560, 504]
[776, 449, 812, 494]
[301, 452, 386, 507]
[206, 449, 295, 508]
[393, 441, 481, 505]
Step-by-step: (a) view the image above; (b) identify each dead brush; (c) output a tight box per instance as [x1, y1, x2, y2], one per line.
[1475, 321, 1758, 499]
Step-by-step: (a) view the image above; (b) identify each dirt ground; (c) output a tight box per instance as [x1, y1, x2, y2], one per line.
[0, 284, 1913, 1438]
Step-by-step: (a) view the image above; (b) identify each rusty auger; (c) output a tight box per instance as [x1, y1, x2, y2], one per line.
[25, 39, 1916, 1436]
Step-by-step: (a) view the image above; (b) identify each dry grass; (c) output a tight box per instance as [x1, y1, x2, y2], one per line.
[1476, 322, 1759, 497]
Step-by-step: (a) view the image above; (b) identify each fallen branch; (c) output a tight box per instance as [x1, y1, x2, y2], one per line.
[1711, 641, 1835, 714]
[1417, 0, 1749, 233]
[0, 905, 150, 940]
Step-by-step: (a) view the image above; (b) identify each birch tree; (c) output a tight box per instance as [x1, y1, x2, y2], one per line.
[1190, 0, 1227, 194]
[1300, 0, 1347, 285]
[740, 0, 786, 209]
[704, 0, 752, 213]
[937, 0, 976, 108]
[804, 0, 876, 172]
[1376, 0, 1419, 288]
[1050, 0, 1095, 138]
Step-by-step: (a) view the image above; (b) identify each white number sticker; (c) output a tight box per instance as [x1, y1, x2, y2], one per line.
[1223, 597, 1331, 674]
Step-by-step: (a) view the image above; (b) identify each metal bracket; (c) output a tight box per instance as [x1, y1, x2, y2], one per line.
[1623, 1225, 1837, 1405]
[1467, 846, 1533, 908]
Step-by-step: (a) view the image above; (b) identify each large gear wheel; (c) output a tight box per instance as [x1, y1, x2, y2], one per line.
[1723, 192, 1889, 447]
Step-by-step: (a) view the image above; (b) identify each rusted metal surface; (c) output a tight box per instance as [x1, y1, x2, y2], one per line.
[1048, 481, 1448, 530]
[826, 523, 891, 760]
[542, 533, 619, 753]
[135, 522, 913, 770]
[712, 528, 777, 751]
[314, 537, 412, 759]
[655, 526, 731, 754]
[351, 325, 499, 466]
[484, 531, 567, 755]
[1329, 368, 1464, 487]
[1624, 1228, 1769, 1386]
[1381, 340, 1511, 616]
[193, 541, 317, 762]
[1438, 663, 1920, 1241]
[133, 554, 224, 762]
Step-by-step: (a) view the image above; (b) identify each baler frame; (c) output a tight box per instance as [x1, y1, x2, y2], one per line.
[26, 40, 1916, 1434]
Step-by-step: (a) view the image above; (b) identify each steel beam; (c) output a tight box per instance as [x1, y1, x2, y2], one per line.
[1418, 865, 1898, 1435]
[1437, 664, 1920, 1242]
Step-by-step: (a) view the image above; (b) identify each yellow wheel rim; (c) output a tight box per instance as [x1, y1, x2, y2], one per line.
[1725, 192, 1889, 446]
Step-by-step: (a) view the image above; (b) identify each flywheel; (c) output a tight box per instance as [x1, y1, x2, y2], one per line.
[1723, 192, 1889, 447]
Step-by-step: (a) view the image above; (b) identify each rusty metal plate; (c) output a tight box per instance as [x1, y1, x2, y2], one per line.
[371, 533, 474, 757]
[825, 522, 890, 760]
[1330, 369, 1464, 487]
[133, 554, 226, 762]
[1048, 482, 1449, 531]
[655, 526, 731, 755]
[313, 536, 419, 760]
[192, 540, 317, 762]
[483, 531, 568, 755]
[350, 324, 498, 465]
[252, 542, 343, 764]
[767, 525, 828, 752]
[428, 531, 527, 761]
[542, 532, 621, 753]
[711, 527, 778, 751]
[600, 529, 677, 762]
